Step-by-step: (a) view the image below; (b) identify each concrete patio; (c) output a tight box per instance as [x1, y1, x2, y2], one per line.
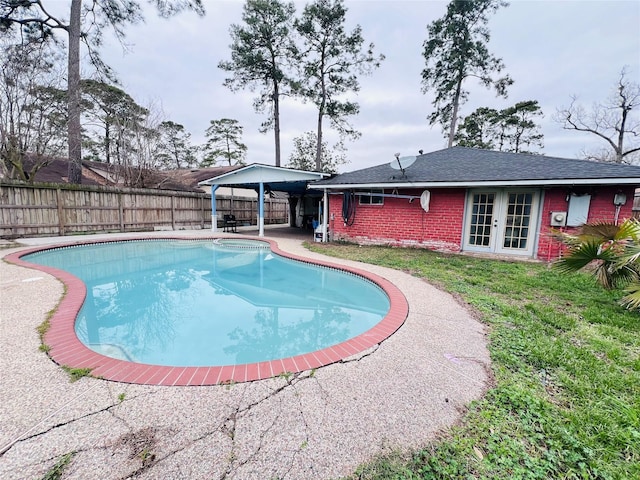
[0, 227, 491, 479]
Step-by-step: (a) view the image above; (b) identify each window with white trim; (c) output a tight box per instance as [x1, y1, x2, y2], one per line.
[359, 189, 384, 205]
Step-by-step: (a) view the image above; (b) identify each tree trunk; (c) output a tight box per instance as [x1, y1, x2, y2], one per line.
[67, 0, 83, 183]
[514, 127, 522, 153]
[616, 94, 628, 163]
[273, 82, 281, 167]
[315, 110, 323, 172]
[105, 121, 111, 164]
[315, 79, 327, 172]
[447, 74, 463, 148]
[115, 127, 121, 164]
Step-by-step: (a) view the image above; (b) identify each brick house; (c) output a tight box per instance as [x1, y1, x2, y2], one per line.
[312, 147, 640, 260]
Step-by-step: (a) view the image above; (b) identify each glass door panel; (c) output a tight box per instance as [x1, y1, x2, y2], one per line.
[501, 192, 533, 250]
[467, 192, 496, 250]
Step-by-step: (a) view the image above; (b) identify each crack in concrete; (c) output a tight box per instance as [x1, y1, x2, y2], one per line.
[4, 348, 385, 478]
[215, 372, 316, 480]
[113, 370, 321, 480]
[0, 386, 158, 457]
[6, 404, 114, 447]
[5, 342, 398, 479]
[277, 378, 316, 479]
[4, 370, 326, 479]
[338, 344, 380, 364]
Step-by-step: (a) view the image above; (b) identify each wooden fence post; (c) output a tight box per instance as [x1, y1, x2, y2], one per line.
[118, 192, 124, 232]
[170, 195, 176, 230]
[200, 195, 205, 229]
[231, 191, 235, 216]
[56, 188, 65, 236]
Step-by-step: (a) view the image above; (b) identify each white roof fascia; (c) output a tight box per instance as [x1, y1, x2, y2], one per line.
[199, 164, 329, 186]
[315, 178, 640, 189]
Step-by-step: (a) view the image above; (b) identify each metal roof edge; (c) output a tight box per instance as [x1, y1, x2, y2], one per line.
[199, 164, 330, 186]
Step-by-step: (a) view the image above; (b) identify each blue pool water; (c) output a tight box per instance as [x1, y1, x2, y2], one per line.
[25, 240, 390, 366]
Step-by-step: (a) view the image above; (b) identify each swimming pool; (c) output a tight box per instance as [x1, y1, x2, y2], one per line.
[9, 237, 408, 385]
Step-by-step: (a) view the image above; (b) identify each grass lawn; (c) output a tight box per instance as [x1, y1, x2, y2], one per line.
[306, 243, 640, 480]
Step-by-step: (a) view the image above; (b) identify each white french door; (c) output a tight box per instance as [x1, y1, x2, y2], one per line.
[464, 189, 540, 256]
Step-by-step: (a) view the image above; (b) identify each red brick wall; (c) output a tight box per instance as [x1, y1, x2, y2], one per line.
[537, 186, 636, 260]
[327, 185, 637, 261]
[328, 188, 466, 252]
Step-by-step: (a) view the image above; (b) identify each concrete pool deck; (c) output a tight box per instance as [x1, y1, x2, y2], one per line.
[0, 228, 491, 479]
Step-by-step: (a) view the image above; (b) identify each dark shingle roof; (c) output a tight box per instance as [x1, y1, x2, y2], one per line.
[173, 166, 242, 186]
[24, 156, 106, 186]
[315, 147, 640, 187]
[17, 156, 239, 192]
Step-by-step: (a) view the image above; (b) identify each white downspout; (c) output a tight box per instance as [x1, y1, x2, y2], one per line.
[322, 188, 328, 242]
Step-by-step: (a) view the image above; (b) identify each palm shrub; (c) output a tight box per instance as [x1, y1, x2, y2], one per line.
[554, 218, 640, 310]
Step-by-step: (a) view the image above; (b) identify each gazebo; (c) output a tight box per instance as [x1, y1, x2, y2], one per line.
[198, 164, 330, 237]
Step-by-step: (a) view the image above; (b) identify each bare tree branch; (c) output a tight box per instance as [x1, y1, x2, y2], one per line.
[555, 67, 640, 164]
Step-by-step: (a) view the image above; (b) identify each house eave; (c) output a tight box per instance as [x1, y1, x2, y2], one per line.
[198, 164, 329, 186]
[313, 178, 640, 190]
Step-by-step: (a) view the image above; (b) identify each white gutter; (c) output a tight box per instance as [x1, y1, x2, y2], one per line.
[199, 164, 329, 186]
[315, 177, 639, 189]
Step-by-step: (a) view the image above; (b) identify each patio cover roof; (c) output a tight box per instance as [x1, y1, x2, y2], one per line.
[198, 164, 330, 236]
[198, 164, 329, 194]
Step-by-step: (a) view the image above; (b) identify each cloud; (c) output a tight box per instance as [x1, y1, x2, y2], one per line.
[71, 0, 640, 172]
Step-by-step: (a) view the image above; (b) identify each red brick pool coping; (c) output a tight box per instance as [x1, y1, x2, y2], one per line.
[6, 236, 409, 386]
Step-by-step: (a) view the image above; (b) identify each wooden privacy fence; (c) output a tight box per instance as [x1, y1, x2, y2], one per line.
[0, 182, 289, 238]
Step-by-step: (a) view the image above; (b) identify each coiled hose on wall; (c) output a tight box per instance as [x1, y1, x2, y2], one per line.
[342, 191, 356, 226]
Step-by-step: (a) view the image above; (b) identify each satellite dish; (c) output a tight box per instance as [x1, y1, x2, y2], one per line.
[390, 154, 417, 173]
[420, 190, 431, 212]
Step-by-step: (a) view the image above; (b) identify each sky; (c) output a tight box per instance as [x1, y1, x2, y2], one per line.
[77, 0, 640, 172]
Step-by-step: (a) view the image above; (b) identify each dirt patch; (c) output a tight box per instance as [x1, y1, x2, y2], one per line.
[114, 426, 159, 468]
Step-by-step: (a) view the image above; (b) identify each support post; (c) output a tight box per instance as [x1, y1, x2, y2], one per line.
[259, 182, 265, 237]
[210, 185, 219, 232]
[322, 188, 329, 242]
